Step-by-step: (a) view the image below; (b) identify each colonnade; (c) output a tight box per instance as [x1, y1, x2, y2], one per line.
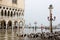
[0, 20, 24, 29]
[0, 5, 24, 29]
[0, 5, 25, 37]
[0, 5, 24, 17]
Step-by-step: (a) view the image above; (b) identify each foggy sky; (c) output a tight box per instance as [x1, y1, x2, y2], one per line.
[24, 0, 60, 26]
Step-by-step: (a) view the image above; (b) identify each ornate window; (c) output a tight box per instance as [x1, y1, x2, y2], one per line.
[1, 10, 3, 16]
[12, 0, 17, 4]
[5, 10, 7, 16]
[9, 8, 11, 10]
[8, 11, 10, 16]
[3, 7, 5, 9]
[17, 12, 18, 16]
[14, 12, 15, 16]
[0, 6, 2, 9]
[22, 13, 24, 16]
[11, 11, 13, 17]
[6, 7, 8, 10]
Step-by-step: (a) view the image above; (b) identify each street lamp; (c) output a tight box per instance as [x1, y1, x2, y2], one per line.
[47, 4, 56, 33]
[41, 24, 44, 33]
[34, 22, 37, 33]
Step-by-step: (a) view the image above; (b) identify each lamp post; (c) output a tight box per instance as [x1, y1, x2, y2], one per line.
[34, 22, 37, 33]
[41, 24, 43, 33]
[47, 5, 56, 33]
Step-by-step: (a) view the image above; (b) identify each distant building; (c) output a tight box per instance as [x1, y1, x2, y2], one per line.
[0, 0, 25, 29]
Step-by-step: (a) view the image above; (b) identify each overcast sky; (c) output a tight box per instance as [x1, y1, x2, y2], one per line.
[24, 0, 60, 26]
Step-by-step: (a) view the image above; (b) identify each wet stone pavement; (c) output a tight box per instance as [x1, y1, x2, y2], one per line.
[0, 29, 60, 40]
[0, 28, 41, 40]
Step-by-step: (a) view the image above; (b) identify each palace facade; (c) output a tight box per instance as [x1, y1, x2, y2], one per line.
[0, 0, 25, 29]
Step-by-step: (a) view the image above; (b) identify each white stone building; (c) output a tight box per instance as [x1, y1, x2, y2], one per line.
[0, 0, 25, 29]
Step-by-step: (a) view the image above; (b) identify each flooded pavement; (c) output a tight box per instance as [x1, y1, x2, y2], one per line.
[0, 29, 33, 40]
[0, 28, 60, 40]
[0, 29, 26, 40]
[0, 29, 16, 40]
[0, 29, 39, 40]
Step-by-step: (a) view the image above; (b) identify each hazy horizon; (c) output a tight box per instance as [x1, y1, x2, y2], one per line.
[24, 0, 60, 26]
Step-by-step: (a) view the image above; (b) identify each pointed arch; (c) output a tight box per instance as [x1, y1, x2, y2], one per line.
[14, 21, 18, 28]
[17, 12, 18, 16]
[5, 10, 7, 16]
[8, 11, 10, 16]
[11, 11, 13, 17]
[14, 11, 15, 16]
[1, 20, 6, 29]
[8, 20, 12, 29]
[1, 10, 3, 16]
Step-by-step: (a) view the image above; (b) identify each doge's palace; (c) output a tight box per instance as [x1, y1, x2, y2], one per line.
[0, 0, 25, 29]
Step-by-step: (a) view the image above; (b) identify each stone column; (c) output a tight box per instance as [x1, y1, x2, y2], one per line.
[12, 23, 14, 40]
[3, 10, 5, 17]
[22, 25, 24, 37]
[13, 11, 14, 17]
[12, 23, 14, 30]
[9, 11, 11, 17]
[6, 22, 8, 29]
[6, 10, 8, 17]
[5, 29, 8, 40]
[0, 9, 1, 17]
[17, 22, 20, 36]
[0, 9, 1, 28]
[0, 22, 1, 28]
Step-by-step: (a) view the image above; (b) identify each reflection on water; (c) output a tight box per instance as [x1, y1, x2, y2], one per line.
[0, 29, 17, 40]
[5, 30, 7, 40]
[0, 28, 60, 40]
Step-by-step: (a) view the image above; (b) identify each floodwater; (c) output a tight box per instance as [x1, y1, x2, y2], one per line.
[0, 28, 60, 40]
